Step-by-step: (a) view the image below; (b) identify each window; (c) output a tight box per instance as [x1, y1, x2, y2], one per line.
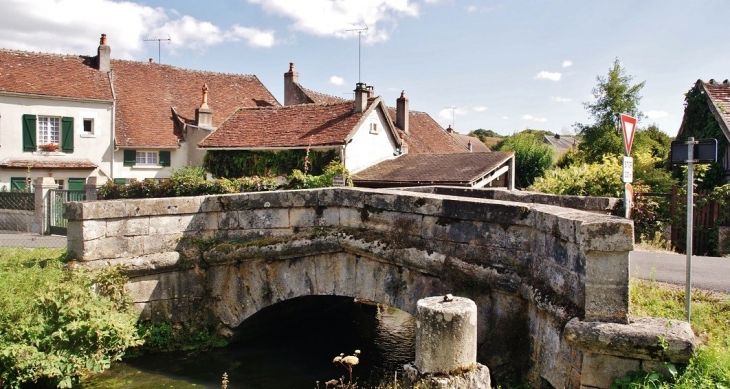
[38, 116, 60, 146]
[83, 118, 94, 134]
[369, 123, 379, 134]
[136, 151, 158, 165]
[55, 180, 64, 190]
[123, 150, 171, 167]
[22, 114, 74, 153]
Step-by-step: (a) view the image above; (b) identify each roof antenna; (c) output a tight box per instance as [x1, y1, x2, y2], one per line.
[143, 35, 171, 64]
[344, 25, 368, 83]
[445, 106, 456, 129]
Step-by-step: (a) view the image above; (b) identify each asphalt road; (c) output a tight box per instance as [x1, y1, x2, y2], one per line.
[630, 250, 730, 294]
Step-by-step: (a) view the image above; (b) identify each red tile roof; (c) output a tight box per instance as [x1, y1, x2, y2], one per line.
[200, 100, 379, 148]
[0, 50, 112, 100]
[386, 108, 466, 154]
[696, 79, 730, 139]
[0, 158, 97, 169]
[112, 60, 280, 148]
[299, 84, 349, 105]
[449, 131, 490, 152]
[352, 152, 514, 185]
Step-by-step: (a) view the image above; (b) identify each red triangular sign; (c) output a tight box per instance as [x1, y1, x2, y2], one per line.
[620, 114, 637, 156]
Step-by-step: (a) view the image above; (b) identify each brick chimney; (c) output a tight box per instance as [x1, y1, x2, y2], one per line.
[396, 90, 409, 134]
[195, 84, 213, 127]
[354, 82, 369, 113]
[284, 62, 299, 106]
[97, 34, 110, 72]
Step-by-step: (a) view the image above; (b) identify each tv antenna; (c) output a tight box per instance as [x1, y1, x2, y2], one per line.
[143, 36, 171, 64]
[445, 106, 457, 129]
[344, 25, 368, 83]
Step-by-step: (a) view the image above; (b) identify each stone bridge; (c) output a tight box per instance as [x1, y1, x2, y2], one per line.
[66, 187, 695, 388]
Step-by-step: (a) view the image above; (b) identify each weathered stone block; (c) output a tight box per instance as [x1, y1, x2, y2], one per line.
[580, 353, 639, 389]
[578, 219, 633, 252]
[289, 208, 317, 227]
[318, 188, 365, 209]
[106, 217, 149, 237]
[584, 251, 629, 285]
[563, 317, 696, 363]
[416, 296, 478, 374]
[240, 208, 290, 229]
[584, 283, 628, 323]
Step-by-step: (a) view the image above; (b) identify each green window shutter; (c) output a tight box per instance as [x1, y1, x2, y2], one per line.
[10, 177, 27, 192]
[123, 150, 136, 166]
[68, 178, 85, 191]
[61, 117, 74, 153]
[113, 178, 127, 185]
[22, 114, 37, 151]
[159, 151, 171, 167]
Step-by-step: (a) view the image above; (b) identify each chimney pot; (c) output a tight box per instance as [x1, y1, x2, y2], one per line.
[446, 125, 453, 133]
[149, 58, 154, 63]
[468, 140, 473, 152]
[100, 33, 107, 45]
[196, 83, 213, 127]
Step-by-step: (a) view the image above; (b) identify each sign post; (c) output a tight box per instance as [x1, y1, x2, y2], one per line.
[620, 114, 637, 218]
[670, 137, 718, 322]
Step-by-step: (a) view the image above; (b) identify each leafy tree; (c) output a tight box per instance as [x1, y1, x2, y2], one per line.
[497, 132, 554, 189]
[577, 58, 645, 162]
[468, 129, 503, 150]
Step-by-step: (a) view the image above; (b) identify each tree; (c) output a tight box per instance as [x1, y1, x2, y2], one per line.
[468, 129, 503, 150]
[497, 132, 554, 189]
[577, 58, 645, 162]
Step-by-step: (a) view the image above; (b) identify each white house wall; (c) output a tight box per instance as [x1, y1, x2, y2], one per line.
[345, 108, 398, 174]
[112, 146, 185, 183]
[0, 94, 113, 189]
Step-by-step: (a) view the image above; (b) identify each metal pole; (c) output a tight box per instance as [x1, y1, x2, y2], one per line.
[685, 137, 694, 322]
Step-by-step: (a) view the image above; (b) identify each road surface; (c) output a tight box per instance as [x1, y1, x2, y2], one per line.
[630, 250, 730, 294]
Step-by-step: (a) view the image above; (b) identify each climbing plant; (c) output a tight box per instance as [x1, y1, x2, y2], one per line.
[203, 149, 338, 179]
[674, 83, 728, 189]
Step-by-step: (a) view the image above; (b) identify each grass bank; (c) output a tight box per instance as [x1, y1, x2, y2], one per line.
[627, 278, 730, 388]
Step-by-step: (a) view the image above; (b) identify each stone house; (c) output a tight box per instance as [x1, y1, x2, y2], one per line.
[198, 63, 514, 188]
[0, 34, 279, 189]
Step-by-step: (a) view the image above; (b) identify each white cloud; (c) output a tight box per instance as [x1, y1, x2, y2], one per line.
[534, 71, 561, 81]
[473, 106, 488, 112]
[502, 116, 509, 120]
[465, 5, 502, 13]
[330, 75, 345, 85]
[522, 114, 548, 122]
[562, 60, 573, 68]
[248, 0, 419, 43]
[0, 0, 276, 60]
[466, 5, 478, 12]
[644, 110, 669, 119]
[550, 96, 572, 103]
[438, 107, 467, 121]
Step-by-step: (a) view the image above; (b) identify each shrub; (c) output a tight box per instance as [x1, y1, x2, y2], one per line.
[0, 248, 142, 388]
[529, 154, 624, 197]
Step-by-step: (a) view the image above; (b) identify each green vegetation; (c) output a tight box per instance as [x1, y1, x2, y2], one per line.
[624, 278, 730, 388]
[496, 132, 555, 189]
[468, 129, 503, 149]
[203, 149, 338, 178]
[137, 321, 227, 353]
[674, 82, 728, 189]
[576, 58, 645, 163]
[529, 154, 623, 197]
[97, 161, 352, 200]
[0, 248, 142, 388]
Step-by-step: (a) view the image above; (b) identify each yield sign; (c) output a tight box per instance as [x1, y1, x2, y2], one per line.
[620, 114, 637, 156]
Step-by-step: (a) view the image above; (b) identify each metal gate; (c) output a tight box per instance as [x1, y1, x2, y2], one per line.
[48, 189, 85, 235]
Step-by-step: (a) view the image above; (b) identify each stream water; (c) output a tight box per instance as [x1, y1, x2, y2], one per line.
[83, 296, 415, 389]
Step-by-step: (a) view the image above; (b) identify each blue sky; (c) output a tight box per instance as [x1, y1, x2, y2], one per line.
[1, 0, 728, 136]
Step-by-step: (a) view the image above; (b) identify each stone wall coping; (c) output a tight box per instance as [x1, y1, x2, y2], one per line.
[563, 317, 696, 363]
[397, 186, 622, 214]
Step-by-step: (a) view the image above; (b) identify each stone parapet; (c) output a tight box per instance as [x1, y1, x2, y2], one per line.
[66, 187, 638, 388]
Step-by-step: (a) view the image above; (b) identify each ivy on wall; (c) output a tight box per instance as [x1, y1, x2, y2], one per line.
[677, 84, 728, 189]
[203, 149, 338, 179]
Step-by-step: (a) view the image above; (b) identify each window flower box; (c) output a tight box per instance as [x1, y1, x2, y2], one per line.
[38, 143, 58, 152]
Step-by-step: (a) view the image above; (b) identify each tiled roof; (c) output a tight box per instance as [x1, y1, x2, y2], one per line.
[543, 134, 577, 155]
[450, 131, 490, 152]
[352, 151, 513, 185]
[0, 50, 112, 100]
[0, 158, 97, 169]
[200, 100, 371, 148]
[698, 79, 730, 140]
[386, 108, 466, 154]
[111, 60, 280, 148]
[300, 85, 349, 105]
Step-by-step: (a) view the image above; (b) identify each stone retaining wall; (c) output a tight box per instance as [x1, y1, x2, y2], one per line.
[65, 187, 693, 388]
